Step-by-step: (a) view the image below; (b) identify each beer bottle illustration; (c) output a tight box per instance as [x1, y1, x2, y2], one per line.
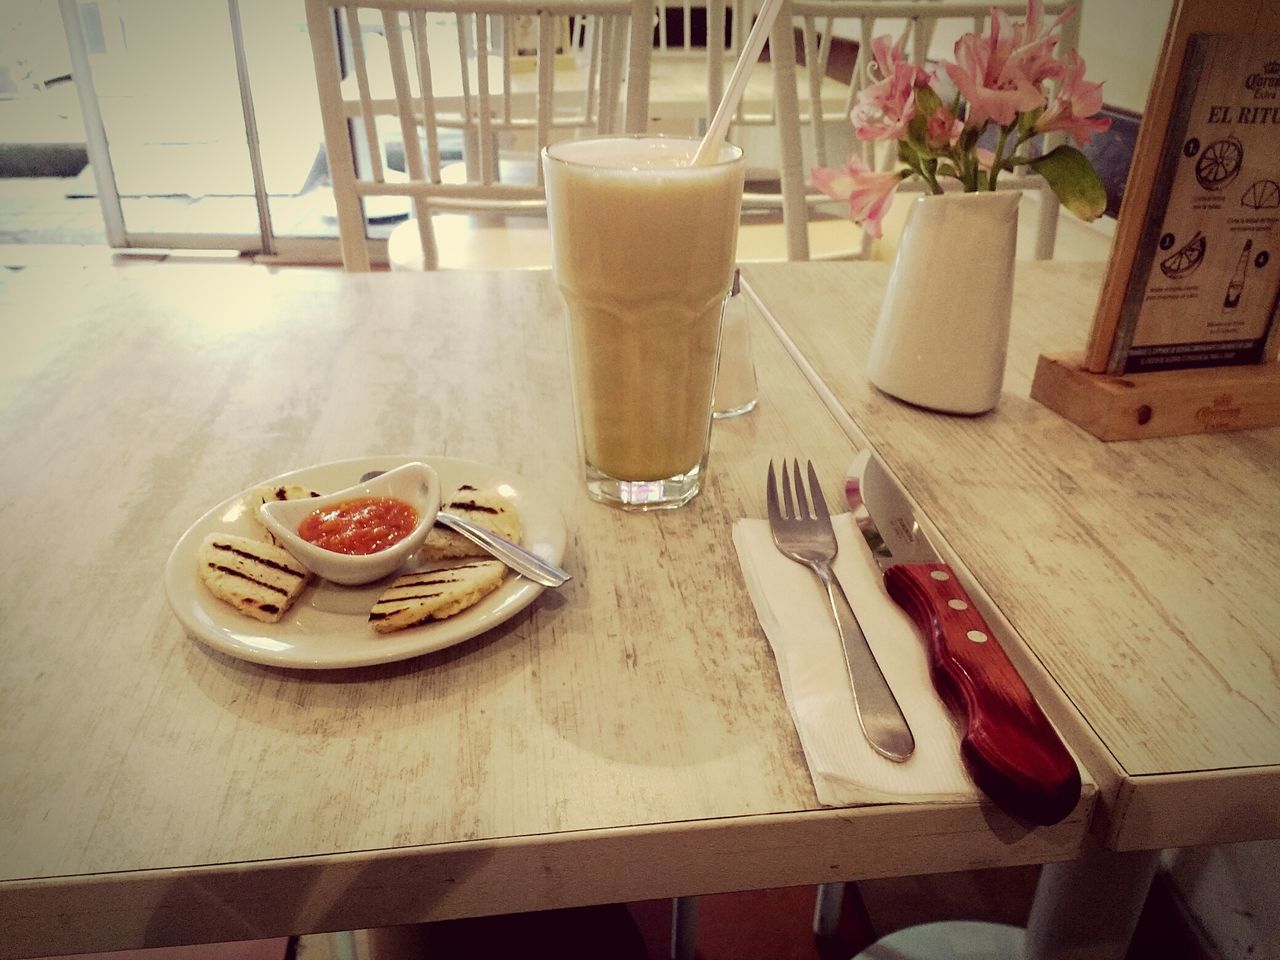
[1223, 239, 1252, 309]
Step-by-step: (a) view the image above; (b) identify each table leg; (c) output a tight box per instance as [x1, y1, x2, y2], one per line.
[670, 895, 698, 960]
[1024, 837, 1161, 960]
[813, 881, 846, 937]
[850, 839, 1162, 960]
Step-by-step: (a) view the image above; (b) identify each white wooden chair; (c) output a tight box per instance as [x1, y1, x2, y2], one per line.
[769, 0, 1081, 262]
[305, 0, 653, 270]
[644, 0, 858, 261]
[649, 0, 753, 123]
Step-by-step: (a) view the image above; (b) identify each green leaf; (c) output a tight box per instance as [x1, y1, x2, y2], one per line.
[913, 85, 943, 127]
[906, 110, 929, 147]
[903, 86, 937, 148]
[1019, 108, 1043, 138]
[1028, 145, 1108, 221]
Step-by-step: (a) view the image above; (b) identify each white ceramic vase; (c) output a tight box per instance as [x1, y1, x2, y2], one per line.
[866, 190, 1020, 415]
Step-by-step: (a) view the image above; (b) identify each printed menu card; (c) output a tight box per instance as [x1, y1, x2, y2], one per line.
[1110, 33, 1280, 374]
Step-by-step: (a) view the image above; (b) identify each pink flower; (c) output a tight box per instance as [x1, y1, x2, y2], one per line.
[850, 35, 931, 142]
[817, 2, 1108, 221]
[1034, 49, 1111, 146]
[944, 0, 1075, 128]
[946, 24, 1043, 128]
[1006, 0, 1074, 86]
[811, 155, 903, 239]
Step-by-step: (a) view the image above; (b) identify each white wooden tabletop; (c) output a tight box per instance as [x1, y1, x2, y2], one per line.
[741, 260, 1280, 854]
[0, 264, 1088, 958]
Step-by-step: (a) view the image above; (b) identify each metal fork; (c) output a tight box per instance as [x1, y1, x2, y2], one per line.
[766, 459, 915, 762]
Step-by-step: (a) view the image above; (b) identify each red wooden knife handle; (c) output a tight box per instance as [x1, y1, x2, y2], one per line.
[883, 562, 1081, 826]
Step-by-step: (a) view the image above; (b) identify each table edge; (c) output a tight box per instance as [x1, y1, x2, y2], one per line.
[0, 796, 1092, 959]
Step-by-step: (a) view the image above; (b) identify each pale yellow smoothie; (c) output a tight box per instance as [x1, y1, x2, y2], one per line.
[544, 137, 744, 499]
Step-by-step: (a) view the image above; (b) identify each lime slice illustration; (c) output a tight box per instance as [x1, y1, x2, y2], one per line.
[1159, 231, 1206, 279]
[1242, 179, 1280, 209]
[1195, 137, 1243, 191]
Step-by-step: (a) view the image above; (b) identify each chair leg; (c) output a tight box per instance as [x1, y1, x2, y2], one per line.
[1034, 183, 1059, 260]
[813, 881, 846, 938]
[670, 895, 699, 960]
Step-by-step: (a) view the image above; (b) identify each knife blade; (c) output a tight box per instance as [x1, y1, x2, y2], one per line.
[846, 450, 1081, 826]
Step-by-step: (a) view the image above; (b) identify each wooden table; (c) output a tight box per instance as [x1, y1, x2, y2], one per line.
[741, 259, 1280, 954]
[0, 264, 1088, 959]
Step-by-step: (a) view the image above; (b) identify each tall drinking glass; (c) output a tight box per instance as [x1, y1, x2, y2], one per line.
[543, 136, 745, 510]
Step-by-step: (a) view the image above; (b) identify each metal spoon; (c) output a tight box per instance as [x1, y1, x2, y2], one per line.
[360, 470, 570, 587]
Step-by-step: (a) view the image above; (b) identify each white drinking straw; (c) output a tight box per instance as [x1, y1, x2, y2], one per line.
[691, 0, 787, 166]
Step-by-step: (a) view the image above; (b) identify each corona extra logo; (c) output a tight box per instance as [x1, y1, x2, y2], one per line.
[1246, 61, 1280, 92]
[1194, 394, 1242, 430]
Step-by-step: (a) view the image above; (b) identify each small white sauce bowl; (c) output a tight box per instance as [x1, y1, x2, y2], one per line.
[258, 461, 442, 585]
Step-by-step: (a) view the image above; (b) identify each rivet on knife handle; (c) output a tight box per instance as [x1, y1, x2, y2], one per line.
[884, 562, 1082, 825]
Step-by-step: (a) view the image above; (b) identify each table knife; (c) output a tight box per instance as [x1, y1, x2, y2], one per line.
[846, 450, 1081, 826]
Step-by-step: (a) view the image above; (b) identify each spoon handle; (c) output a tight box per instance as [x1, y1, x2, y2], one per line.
[436, 511, 570, 588]
[359, 469, 570, 588]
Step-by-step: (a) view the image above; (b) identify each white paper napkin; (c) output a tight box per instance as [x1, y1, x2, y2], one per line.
[733, 514, 979, 806]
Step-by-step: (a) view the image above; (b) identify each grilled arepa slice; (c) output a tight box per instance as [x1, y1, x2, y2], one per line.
[248, 484, 320, 545]
[198, 532, 311, 623]
[420, 484, 521, 561]
[369, 559, 507, 633]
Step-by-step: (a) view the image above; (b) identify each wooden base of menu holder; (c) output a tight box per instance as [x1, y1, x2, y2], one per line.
[1030, 353, 1280, 441]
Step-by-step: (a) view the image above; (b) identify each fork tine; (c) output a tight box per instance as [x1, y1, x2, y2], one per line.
[766, 460, 781, 524]
[807, 460, 830, 521]
[792, 458, 810, 519]
[781, 460, 795, 519]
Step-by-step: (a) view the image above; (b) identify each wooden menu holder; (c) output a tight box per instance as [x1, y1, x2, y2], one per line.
[1030, 0, 1280, 440]
[1031, 354, 1280, 441]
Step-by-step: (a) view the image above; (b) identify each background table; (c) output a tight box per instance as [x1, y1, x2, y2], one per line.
[0, 264, 1088, 959]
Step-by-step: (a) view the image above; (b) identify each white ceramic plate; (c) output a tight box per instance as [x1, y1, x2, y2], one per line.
[164, 455, 568, 669]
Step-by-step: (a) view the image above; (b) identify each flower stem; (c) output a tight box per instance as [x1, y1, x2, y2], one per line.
[904, 140, 944, 194]
[921, 157, 943, 195]
[989, 125, 1012, 191]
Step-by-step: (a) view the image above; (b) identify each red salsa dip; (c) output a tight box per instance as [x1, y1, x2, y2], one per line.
[297, 497, 419, 555]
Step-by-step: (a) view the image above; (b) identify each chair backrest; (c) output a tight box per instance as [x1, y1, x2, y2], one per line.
[643, 0, 854, 262]
[649, 0, 752, 123]
[305, 0, 653, 270]
[773, 0, 1081, 260]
